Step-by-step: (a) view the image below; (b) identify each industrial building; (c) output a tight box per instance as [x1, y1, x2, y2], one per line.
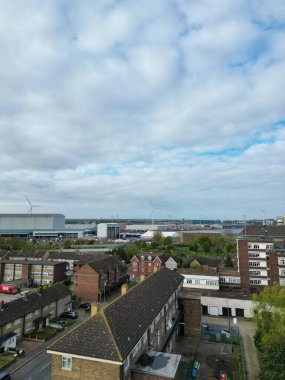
[97, 223, 120, 240]
[0, 214, 96, 240]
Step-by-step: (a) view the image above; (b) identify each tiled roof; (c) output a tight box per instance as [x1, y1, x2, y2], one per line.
[7, 250, 47, 259]
[242, 224, 285, 238]
[87, 256, 125, 274]
[0, 284, 71, 327]
[190, 257, 223, 267]
[48, 251, 105, 263]
[48, 267, 183, 361]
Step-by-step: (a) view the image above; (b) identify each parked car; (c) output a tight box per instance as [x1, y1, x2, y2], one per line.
[48, 322, 65, 330]
[51, 319, 66, 327]
[221, 328, 231, 338]
[61, 311, 78, 319]
[79, 302, 91, 309]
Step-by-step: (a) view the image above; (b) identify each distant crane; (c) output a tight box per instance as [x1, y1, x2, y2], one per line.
[25, 196, 42, 214]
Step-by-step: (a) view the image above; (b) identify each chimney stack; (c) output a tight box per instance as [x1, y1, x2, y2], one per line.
[91, 304, 100, 317]
[121, 283, 128, 296]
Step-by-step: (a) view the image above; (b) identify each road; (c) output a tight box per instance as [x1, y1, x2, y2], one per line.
[9, 290, 123, 380]
[202, 316, 259, 380]
[12, 350, 51, 380]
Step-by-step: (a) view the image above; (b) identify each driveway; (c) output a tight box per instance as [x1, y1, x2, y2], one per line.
[202, 316, 259, 380]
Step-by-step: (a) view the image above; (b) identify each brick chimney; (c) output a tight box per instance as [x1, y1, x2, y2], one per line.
[121, 283, 128, 296]
[91, 304, 100, 317]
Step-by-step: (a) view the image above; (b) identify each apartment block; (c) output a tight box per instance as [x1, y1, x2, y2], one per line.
[237, 239, 285, 293]
[0, 261, 68, 286]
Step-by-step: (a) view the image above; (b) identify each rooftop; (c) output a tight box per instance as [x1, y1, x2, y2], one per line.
[48, 267, 183, 362]
[132, 351, 181, 379]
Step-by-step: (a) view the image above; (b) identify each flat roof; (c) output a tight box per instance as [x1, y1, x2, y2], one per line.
[0, 214, 64, 217]
[132, 351, 181, 379]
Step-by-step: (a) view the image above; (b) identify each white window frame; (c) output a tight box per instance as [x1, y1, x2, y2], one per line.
[61, 356, 72, 371]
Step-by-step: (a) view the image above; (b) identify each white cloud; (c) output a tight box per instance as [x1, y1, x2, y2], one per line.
[0, 0, 284, 219]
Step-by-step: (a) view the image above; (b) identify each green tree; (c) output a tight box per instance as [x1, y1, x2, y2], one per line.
[152, 231, 163, 245]
[252, 283, 285, 379]
[197, 235, 211, 253]
[224, 254, 233, 267]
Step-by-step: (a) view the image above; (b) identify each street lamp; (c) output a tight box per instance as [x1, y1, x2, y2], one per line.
[103, 282, 107, 303]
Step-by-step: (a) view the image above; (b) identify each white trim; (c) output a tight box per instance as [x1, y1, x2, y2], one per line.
[47, 350, 122, 365]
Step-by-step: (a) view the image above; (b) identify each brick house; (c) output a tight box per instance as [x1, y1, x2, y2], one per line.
[48, 268, 184, 380]
[130, 254, 179, 281]
[74, 256, 129, 302]
[0, 284, 71, 341]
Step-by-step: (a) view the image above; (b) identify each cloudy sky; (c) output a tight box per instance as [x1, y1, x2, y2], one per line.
[0, 0, 285, 220]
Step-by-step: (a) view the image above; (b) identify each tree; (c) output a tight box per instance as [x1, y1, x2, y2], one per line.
[224, 254, 233, 267]
[152, 231, 163, 245]
[252, 283, 285, 379]
[197, 235, 211, 253]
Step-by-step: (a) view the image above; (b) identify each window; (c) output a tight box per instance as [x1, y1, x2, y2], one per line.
[25, 322, 33, 331]
[14, 319, 21, 325]
[26, 313, 33, 319]
[249, 271, 261, 276]
[14, 328, 21, 336]
[266, 244, 273, 250]
[61, 356, 72, 370]
[249, 279, 261, 285]
[186, 279, 192, 284]
[248, 252, 260, 258]
[132, 339, 142, 357]
[195, 280, 200, 284]
[249, 261, 261, 267]
[253, 244, 260, 249]
[206, 280, 217, 285]
[5, 323, 11, 329]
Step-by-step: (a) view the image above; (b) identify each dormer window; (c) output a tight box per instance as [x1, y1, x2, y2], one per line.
[141, 255, 145, 261]
[148, 256, 152, 261]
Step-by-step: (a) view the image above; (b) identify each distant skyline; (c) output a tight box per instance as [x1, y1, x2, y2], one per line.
[0, 1, 284, 220]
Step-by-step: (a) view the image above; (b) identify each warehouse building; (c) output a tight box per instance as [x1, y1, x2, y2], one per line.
[0, 214, 96, 240]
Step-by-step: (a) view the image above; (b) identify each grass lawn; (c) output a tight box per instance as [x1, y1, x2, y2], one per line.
[0, 353, 16, 369]
[30, 326, 57, 340]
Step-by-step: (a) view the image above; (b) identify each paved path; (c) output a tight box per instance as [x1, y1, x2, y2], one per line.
[202, 316, 259, 380]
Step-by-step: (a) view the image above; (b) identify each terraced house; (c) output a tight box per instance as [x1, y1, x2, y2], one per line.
[0, 284, 71, 347]
[48, 268, 184, 380]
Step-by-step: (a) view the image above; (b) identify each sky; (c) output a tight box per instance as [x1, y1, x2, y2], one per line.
[0, 0, 285, 221]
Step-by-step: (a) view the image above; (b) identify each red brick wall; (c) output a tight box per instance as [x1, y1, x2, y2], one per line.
[183, 298, 201, 336]
[74, 264, 100, 302]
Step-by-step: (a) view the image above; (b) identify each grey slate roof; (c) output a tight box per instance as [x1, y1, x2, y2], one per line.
[242, 224, 285, 238]
[7, 250, 47, 259]
[0, 284, 71, 327]
[87, 255, 125, 274]
[48, 267, 183, 362]
[190, 257, 223, 267]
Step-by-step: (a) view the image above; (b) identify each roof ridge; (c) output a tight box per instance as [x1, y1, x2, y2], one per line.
[101, 310, 122, 361]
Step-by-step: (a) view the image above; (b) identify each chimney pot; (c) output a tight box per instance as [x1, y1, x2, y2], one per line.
[121, 283, 128, 295]
[91, 304, 100, 317]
